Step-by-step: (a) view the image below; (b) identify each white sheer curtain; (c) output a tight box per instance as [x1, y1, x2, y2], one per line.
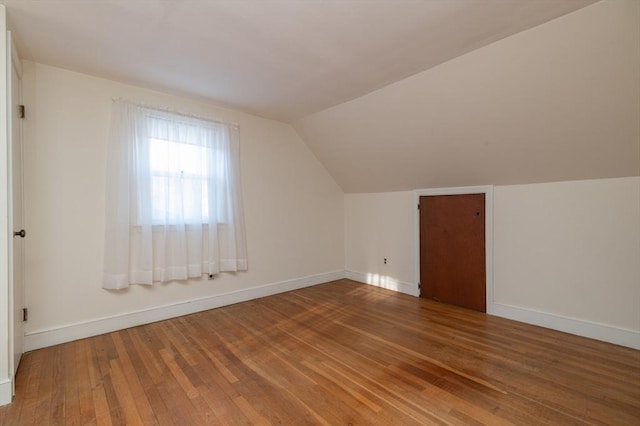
[103, 100, 247, 289]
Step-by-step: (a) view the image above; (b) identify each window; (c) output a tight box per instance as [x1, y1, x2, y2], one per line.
[149, 137, 211, 223]
[103, 101, 248, 289]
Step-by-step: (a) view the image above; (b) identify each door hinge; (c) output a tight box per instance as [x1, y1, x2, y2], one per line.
[418, 283, 421, 289]
[18, 105, 25, 119]
[22, 308, 28, 322]
[417, 203, 420, 210]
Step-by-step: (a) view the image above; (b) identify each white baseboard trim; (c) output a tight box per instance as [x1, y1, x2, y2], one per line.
[489, 302, 640, 350]
[345, 270, 419, 297]
[344, 271, 638, 349]
[24, 270, 346, 352]
[23, 270, 638, 352]
[0, 378, 12, 406]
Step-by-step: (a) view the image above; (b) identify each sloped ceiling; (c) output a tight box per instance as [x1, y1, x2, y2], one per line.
[3, 0, 595, 122]
[294, 0, 640, 192]
[3, 0, 637, 193]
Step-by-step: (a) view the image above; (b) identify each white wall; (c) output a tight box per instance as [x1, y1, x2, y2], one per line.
[493, 178, 640, 330]
[344, 191, 415, 295]
[345, 177, 640, 348]
[21, 61, 344, 349]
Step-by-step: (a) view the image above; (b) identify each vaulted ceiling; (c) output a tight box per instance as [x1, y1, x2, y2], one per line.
[293, 1, 640, 192]
[4, 0, 595, 121]
[3, 0, 638, 192]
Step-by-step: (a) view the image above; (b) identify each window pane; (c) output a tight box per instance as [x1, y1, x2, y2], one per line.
[150, 137, 212, 223]
[150, 138, 208, 174]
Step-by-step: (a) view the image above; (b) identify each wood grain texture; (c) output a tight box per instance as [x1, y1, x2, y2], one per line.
[420, 194, 486, 312]
[1, 279, 639, 425]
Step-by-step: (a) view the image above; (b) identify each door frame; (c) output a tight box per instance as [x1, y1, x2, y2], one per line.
[8, 31, 23, 392]
[413, 185, 494, 314]
[0, 8, 11, 405]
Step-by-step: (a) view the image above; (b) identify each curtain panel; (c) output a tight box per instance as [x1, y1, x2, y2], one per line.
[103, 100, 247, 289]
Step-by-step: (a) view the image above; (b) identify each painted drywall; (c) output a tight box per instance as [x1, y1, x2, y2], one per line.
[21, 61, 344, 337]
[493, 177, 640, 330]
[344, 191, 415, 294]
[294, 0, 640, 192]
[344, 177, 640, 343]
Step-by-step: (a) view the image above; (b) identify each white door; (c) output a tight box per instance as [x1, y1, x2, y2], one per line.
[9, 34, 24, 384]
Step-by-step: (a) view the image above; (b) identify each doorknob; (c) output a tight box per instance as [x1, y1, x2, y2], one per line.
[13, 229, 25, 238]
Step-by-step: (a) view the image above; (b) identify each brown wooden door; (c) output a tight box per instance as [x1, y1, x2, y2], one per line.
[419, 194, 486, 312]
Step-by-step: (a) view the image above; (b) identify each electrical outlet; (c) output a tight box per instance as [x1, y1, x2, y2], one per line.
[384, 258, 387, 264]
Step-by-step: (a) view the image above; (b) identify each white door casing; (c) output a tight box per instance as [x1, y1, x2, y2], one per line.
[8, 31, 24, 395]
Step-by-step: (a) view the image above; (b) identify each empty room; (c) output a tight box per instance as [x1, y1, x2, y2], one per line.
[0, 0, 638, 424]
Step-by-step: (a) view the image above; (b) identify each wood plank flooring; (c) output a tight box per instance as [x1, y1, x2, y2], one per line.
[1, 279, 639, 425]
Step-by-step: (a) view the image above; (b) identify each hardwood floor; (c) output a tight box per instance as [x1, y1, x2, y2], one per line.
[1, 279, 639, 425]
